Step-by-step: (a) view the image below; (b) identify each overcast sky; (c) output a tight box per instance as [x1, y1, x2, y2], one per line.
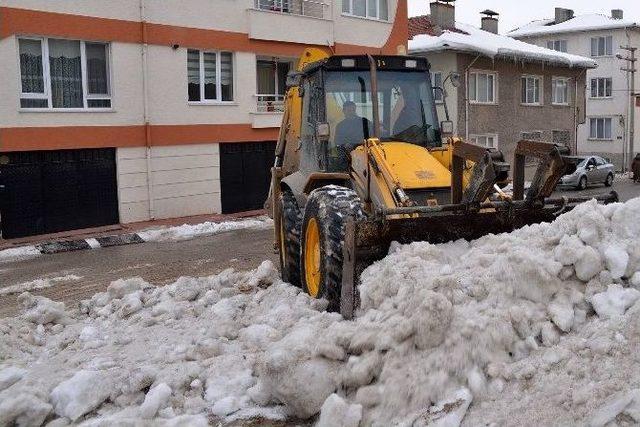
[407, 0, 640, 34]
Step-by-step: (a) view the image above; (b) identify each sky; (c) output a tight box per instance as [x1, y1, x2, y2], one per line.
[407, 0, 640, 34]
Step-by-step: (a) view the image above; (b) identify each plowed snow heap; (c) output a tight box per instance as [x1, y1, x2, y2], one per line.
[1, 198, 639, 427]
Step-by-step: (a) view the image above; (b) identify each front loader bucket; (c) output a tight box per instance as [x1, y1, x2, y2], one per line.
[340, 139, 620, 319]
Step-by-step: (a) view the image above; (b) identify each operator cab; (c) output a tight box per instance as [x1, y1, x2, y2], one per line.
[294, 55, 443, 173]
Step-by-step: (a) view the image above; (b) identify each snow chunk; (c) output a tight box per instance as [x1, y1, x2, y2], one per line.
[140, 383, 172, 419]
[18, 292, 70, 325]
[591, 284, 640, 319]
[107, 277, 148, 300]
[603, 245, 629, 280]
[0, 366, 27, 391]
[0, 393, 52, 427]
[413, 388, 473, 427]
[50, 370, 113, 421]
[589, 389, 640, 427]
[317, 394, 362, 427]
[575, 246, 603, 282]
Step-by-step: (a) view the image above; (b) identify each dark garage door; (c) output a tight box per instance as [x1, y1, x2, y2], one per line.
[220, 142, 276, 214]
[0, 148, 119, 239]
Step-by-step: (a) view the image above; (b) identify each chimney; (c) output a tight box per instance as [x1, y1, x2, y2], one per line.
[430, 0, 455, 30]
[481, 9, 499, 34]
[555, 7, 574, 24]
[612, 9, 624, 20]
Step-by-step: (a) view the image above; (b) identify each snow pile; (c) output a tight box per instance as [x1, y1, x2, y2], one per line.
[1, 198, 639, 426]
[409, 22, 597, 68]
[0, 275, 82, 296]
[0, 245, 41, 264]
[509, 13, 638, 38]
[138, 216, 273, 242]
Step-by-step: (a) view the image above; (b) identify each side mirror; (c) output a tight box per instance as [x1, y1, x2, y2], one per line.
[317, 123, 330, 141]
[440, 120, 454, 136]
[286, 72, 303, 89]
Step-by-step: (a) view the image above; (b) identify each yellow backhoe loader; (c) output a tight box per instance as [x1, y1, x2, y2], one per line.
[269, 48, 617, 317]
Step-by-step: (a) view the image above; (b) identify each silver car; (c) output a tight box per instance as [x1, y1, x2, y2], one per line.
[559, 156, 615, 190]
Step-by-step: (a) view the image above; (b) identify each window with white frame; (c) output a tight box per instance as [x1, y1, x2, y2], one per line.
[470, 134, 498, 149]
[469, 71, 496, 104]
[342, 0, 388, 20]
[18, 37, 111, 109]
[591, 36, 613, 57]
[546, 40, 567, 52]
[431, 71, 443, 102]
[188, 49, 234, 103]
[552, 77, 569, 105]
[521, 75, 542, 105]
[590, 77, 612, 98]
[589, 118, 612, 140]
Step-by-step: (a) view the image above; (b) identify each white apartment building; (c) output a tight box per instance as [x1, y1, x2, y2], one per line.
[509, 8, 640, 170]
[0, 0, 408, 239]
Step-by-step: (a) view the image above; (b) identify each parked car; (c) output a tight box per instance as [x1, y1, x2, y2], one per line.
[558, 156, 614, 190]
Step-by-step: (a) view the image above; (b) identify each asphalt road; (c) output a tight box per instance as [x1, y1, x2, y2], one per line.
[1, 178, 638, 318]
[553, 176, 639, 202]
[0, 228, 278, 318]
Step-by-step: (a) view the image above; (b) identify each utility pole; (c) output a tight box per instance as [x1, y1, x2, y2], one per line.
[618, 46, 636, 171]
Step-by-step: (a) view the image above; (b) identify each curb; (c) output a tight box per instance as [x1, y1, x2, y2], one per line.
[37, 233, 146, 255]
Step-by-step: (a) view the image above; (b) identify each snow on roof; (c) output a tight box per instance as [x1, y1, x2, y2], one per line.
[509, 13, 638, 38]
[409, 22, 597, 69]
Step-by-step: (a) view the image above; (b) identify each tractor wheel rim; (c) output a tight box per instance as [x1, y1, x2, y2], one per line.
[279, 217, 287, 268]
[304, 218, 321, 298]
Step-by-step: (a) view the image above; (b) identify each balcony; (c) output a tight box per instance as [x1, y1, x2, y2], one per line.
[254, 0, 331, 19]
[248, 0, 334, 45]
[256, 94, 286, 113]
[251, 95, 285, 128]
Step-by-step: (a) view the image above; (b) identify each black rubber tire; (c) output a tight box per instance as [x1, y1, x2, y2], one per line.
[279, 190, 302, 287]
[577, 176, 587, 191]
[605, 173, 614, 187]
[300, 186, 364, 312]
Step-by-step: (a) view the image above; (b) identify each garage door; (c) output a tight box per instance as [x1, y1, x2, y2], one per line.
[0, 148, 119, 239]
[220, 142, 276, 214]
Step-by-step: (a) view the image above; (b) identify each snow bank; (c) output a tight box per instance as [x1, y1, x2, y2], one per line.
[410, 22, 597, 68]
[0, 275, 82, 296]
[138, 216, 273, 242]
[1, 198, 639, 426]
[0, 245, 41, 264]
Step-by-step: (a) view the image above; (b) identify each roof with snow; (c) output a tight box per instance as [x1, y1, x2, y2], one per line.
[509, 14, 638, 38]
[409, 21, 597, 69]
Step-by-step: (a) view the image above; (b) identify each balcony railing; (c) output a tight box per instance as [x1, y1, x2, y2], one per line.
[254, 0, 330, 19]
[256, 94, 286, 112]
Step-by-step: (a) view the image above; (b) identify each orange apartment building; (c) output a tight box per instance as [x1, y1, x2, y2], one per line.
[0, 0, 408, 238]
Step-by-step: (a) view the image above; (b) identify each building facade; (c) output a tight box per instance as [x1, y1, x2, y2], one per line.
[0, 0, 408, 239]
[509, 8, 640, 170]
[409, 2, 594, 168]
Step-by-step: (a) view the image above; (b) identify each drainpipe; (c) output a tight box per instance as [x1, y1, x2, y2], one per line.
[464, 54, 482, 141]
[574, 68, 587, 156]
[140, 0, 155, 220]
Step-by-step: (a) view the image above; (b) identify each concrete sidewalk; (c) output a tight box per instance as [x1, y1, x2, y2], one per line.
[0, 209, 266, 253]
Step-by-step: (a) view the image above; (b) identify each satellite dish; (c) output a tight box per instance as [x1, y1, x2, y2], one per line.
[449, 72, 461, 88]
